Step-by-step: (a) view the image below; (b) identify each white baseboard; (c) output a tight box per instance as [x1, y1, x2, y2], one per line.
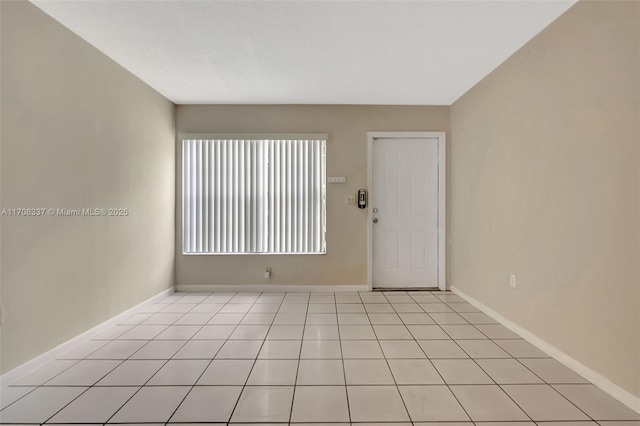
[451, 285, 640, 414]
[176, 284, 369, 293]
[0, 287, 174, 388]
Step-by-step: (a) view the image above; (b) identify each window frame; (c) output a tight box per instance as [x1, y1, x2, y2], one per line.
[180, 133, 328, 256]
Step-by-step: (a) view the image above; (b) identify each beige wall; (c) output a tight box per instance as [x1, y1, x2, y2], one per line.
[450, 0, 640, 396]
[176, 105, 449, 287]
[0, 2, 175, 373]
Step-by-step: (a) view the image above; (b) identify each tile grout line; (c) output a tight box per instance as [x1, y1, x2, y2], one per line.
[166, 291, 263, 424]
[287, 292, 310, 424]
[336, 291, 352, 424]
[378, 291, 424, 423]
[224, 291, 288, 424]
[436, 295, 537, 422]
[12, 311, 153, 390]
[14, 381, 605, 388]
[40, 292, 200, 424]
[2, 290, 626, 424]
[102, 291, 219, 425]
[439, 296, 595, 423]
[359, 290, 415, 423]
[401, 290, 477, 422]
[35, 292, 197, 425]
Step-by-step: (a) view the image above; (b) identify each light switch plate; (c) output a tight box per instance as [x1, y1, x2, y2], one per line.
[328, 177, 346, 183]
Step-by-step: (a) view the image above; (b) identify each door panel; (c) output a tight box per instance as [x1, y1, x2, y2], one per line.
[372, 138, 439, 288]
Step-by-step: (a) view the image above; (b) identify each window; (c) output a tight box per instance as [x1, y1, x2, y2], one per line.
[182, 135, 327, 254]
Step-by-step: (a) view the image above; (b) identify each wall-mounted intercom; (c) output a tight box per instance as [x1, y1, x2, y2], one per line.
[357, 189, 367, 209]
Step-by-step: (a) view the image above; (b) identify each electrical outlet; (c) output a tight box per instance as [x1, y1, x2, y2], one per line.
[510, 274, 517, 288]
[264, 268, 271, 279]
[346, 194, 356, 205]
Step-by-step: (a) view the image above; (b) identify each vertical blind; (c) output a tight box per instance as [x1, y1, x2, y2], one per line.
[183, 137, 326, 254]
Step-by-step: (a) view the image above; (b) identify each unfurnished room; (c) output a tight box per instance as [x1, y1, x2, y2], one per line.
[0, 0, 639, 422]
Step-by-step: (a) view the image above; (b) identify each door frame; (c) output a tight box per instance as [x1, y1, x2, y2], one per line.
[367, 132, 446, 291]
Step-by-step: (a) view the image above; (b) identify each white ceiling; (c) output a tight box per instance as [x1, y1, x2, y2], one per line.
[31, 0, 576, 105]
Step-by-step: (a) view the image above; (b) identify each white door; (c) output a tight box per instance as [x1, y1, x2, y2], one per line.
[371, 137, 440, 288]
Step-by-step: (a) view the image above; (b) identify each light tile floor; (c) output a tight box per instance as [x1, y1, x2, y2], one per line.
[1, 290, 639, 424]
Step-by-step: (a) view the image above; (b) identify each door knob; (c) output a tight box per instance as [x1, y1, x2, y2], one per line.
[373, 218, 379, 223]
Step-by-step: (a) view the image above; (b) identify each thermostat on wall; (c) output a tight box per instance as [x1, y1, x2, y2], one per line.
[328, 177, 346, 183]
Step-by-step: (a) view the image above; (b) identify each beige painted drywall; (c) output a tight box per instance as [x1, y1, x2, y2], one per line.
[176, 105, 449, 287]
[451, 0, 640, 396]
[0, 1, 175, 374]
